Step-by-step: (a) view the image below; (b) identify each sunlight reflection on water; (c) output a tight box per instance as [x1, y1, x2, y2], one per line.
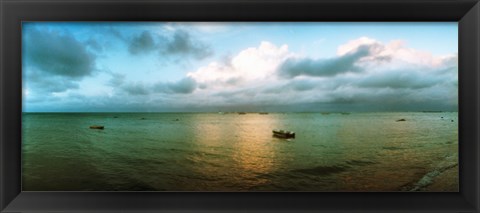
[22, 112, 458, 191]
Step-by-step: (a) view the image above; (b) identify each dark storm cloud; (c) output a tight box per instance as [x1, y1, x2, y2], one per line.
[261, 83, 308, 95]
[23, 27, 98, 94]
[121, 82, 150, 96]
[214, 88, 253, 99]
[107, 73, 149, 96]
[111, 75, 198, 96]
[324, 87, 457, 112]
[128, 31, 157, 55]
[327, 89, 406, 104]
[127, 30, 213, 60]
[356, 70, 441, 89]
[289, 79, 318, 91]
[23, 28, 97, 79]
[167, 77, 197, 94]
[262, 78, 339, 95]
[164, 30, 213, 60]
[278, 44, 379, 78]
[153, 77, 198, 94]
[26, 71, 80, 94]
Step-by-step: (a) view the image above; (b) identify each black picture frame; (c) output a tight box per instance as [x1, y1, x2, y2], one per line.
[1, 0, 479, 212]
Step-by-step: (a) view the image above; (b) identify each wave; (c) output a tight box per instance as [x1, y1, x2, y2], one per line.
[290, 159, 377, 176]
[345, 159, 376, 166]
[407, 153, 458, 191]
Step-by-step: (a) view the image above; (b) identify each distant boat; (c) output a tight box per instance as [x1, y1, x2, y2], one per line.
[272, 129, 295, 138]
[89, 125, 104, 130]
[238, 112, 247, 115]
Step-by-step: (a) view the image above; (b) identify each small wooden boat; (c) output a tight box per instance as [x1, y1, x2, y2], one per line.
[89, 125, 104, 130]
[272, 129, 295, 138]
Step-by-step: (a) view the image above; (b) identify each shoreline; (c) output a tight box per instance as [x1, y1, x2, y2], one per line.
[403, 162, 458, 192]
[423, 164, 459, 191]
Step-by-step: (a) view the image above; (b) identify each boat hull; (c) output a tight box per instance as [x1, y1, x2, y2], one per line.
[272, 130, 295, 139]
[89, 125, 104, 130]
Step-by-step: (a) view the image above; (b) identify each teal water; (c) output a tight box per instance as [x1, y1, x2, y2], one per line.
[22, 112, 458, 191]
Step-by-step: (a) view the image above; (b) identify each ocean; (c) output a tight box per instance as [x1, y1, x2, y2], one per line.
[21, 112, 458, 191]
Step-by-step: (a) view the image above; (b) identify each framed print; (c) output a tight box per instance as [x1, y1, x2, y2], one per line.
[20, 21, 460, 192]
[1, 0, 479, 212]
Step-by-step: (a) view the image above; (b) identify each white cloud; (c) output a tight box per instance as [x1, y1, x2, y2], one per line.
[338, 37, 454, 69]
[182, 38, 457, 111]
[187, 41, 294, 89]
[25, 35, 458, 112]
[337, 37, 379, 56]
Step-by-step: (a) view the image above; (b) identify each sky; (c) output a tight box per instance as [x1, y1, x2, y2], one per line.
[22, 22, 458, 112]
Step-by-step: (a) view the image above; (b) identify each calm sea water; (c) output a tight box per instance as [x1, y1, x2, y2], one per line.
[22, 112, 458, 191]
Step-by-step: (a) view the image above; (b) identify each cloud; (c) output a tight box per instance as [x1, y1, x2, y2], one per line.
[153, 77, 198, 94]
[128, 31, 157, 55]
[164, 30, 213, 59]
[122, 82, 150, 95]
[109, 74, 198, 96]
[127, 29, 213, 60]
[338, 37, 450, 68]
[355, 69, 441, 89]
[336, 38, 458, 91]
[278, 44, 379, 78]
[25, 70, 80, 95]
[188, 41, 292, 89]
[107, 73, 126, 86]
[23, 28, 97, 79]
[105, 27, 126, 41]
[261, 79, 326, 95]
[167, 77, 197, 94]
[184, 38, 457, 112]
[22, 27, 98, 97]
[24, 33, 458, 112]
[284, 37, 449, 82]
[86, 38, 103, 53]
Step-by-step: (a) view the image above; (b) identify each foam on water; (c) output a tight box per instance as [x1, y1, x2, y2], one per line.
[408, 153, 459, 191]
